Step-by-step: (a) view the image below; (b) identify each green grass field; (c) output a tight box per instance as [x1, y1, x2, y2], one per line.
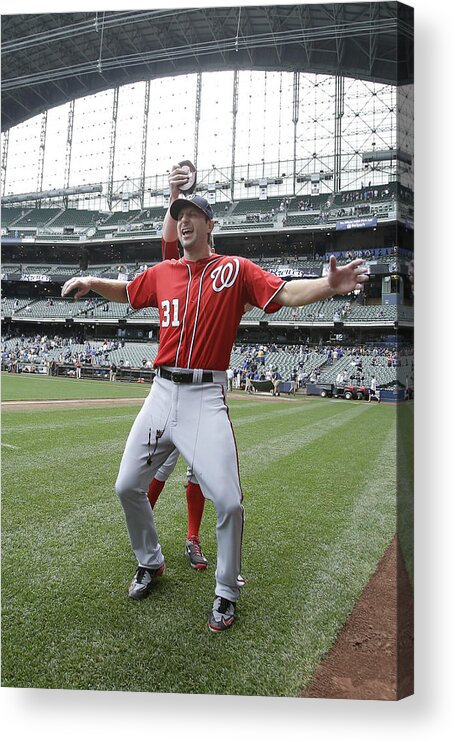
[1, 372, 399, 696]
[1, 372, 150, 401]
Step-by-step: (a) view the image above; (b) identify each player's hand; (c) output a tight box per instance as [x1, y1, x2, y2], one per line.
[327, 255, 369, 295]
[168, 163, 190, 200]
[61, 277, 92, 300]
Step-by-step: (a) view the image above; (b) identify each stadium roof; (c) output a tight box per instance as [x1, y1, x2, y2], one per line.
[1, 3, 413, 132]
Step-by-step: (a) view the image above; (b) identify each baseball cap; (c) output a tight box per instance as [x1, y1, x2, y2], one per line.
[170, 194, 214, 221]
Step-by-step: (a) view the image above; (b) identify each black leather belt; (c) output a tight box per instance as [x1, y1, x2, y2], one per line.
[158, 368, 214, 384]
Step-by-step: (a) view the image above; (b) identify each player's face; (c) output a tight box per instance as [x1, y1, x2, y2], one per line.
[176, 206, 212, 250]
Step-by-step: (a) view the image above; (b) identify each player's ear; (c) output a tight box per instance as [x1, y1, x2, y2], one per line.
[207, 219, 215, 243]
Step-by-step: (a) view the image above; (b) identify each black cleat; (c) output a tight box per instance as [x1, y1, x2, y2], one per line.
[208, 595, 236, 632]
[128, 562, 165, 600]
[185, 537, 209, 570]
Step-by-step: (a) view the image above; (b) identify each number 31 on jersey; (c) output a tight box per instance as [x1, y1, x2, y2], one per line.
[161, 299, 180, 327]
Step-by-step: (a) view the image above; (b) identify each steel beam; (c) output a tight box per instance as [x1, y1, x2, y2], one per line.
[107, 86, 119, 210]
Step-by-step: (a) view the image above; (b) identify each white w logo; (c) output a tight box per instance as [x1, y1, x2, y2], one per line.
[210, 259, 240, 292]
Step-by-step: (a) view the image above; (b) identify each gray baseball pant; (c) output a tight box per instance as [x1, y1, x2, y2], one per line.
[115, 372, 244, 603]
[154, 446, 197, 484]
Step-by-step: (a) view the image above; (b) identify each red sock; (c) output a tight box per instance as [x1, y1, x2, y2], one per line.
[147, 478, 166, 509]
[186, 481, 205, 540]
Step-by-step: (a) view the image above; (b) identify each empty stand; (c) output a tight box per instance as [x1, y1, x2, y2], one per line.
[11, 208, 63, 228]
[49, 208, 101, 228]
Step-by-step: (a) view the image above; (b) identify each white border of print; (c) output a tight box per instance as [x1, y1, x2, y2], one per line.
[1, 1, 452, 741]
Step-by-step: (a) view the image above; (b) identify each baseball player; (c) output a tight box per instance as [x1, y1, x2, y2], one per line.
[146, 215, 209, 570]
[147, 167, 251, 573]
[62, 176, 368, 633]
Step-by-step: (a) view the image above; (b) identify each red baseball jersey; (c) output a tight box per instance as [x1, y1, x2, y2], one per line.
[127, 248, 285, 370]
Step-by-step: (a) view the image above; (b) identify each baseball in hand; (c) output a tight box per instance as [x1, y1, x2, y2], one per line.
[178, 160, 197, 194]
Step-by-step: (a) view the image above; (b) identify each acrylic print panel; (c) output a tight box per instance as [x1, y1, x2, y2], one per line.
[0, 1, 413, 702]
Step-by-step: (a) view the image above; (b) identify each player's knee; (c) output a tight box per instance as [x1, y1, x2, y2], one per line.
[218, 498, 243, 521]
[114, 477, 127, 503]
[115, 472, 140, 503]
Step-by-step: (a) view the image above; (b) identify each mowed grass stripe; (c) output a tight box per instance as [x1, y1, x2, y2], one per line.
[1, 372, 150, 401]
[1, 436, 127, 476]
[0, 399, 360, 473]
[2, 397, 319, 437]
[3, 410, 145, 435]
[228, 398, 327, 428]
[238, 402, 372, 475]
[1, 405, 141, 471]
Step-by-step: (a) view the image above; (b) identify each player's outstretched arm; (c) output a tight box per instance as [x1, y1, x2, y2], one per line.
[61, 276, 129, 302]
[275, 255, 368, 307]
